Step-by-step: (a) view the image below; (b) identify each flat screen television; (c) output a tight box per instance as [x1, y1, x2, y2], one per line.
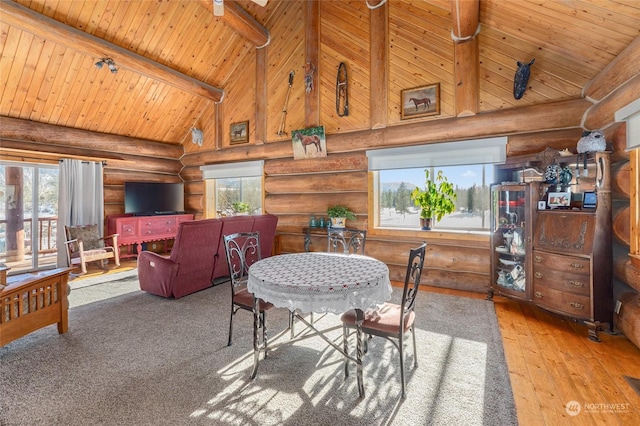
[124, 181, 185, 216]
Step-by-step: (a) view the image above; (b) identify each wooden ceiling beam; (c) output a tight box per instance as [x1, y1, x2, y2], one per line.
[0, 1, 224, 103]
[450, 0, 480, 117]
[305, 0, 320, 127]
[198, 0, 270, 48]
[0, 116, 183, 159]
[370, 1, 389, 130]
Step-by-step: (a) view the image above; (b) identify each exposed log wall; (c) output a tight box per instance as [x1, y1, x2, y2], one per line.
[0, 117, 184, 219]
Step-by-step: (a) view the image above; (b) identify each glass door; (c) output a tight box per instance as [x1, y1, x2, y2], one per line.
[489, 183, 532, 301]
[1, 162, 59, 275]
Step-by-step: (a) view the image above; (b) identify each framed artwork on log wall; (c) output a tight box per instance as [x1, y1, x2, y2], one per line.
[291, 126, 327, 160]
[401, 83, 440, 120]
[230, 121, 249, 144]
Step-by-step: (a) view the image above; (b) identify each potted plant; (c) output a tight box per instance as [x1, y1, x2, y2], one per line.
[411, 169, 457, 230]
[327, 205, 356, 228]
[232, 201, 251, 215]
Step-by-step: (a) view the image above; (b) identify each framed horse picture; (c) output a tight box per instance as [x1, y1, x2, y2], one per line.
[291, 126, 327, 160]
[230, 121, 249, 144]
[401, 83, 440, 120]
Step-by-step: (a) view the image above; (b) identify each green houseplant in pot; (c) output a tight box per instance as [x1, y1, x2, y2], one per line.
[327, 205, 356, 228]
[411, 169, 457, 230]
[232, 201, 251, 215]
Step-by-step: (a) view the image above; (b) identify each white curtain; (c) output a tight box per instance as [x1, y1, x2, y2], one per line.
[56, 159, 105, 267]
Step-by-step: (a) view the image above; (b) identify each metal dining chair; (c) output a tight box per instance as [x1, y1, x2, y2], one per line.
[224, 232, 273, 349]
[327, 228, 367, 254]
[341, 242, 427, 398]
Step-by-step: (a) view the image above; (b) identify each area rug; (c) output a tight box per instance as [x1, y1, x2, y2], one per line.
[0, 272, 516, 425]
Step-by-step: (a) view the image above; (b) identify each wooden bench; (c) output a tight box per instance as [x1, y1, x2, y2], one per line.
[1, 268, 71, 347]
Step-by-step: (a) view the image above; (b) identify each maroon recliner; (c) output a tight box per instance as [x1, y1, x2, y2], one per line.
[138, 218, 223, 299]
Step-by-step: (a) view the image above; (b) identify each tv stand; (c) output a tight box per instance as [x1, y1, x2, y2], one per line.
[107, 213, 194, 258]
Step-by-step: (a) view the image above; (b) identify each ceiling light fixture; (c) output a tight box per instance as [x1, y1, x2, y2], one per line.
[95, 58, 118, 74]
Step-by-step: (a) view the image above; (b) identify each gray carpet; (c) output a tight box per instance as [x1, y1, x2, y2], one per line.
[1, 272, 516, 425]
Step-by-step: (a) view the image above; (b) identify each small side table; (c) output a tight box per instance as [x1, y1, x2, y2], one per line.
[303, 226, 329, 252]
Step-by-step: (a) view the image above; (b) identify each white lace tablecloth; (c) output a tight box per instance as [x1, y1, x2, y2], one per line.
[247, 252, 392, 314]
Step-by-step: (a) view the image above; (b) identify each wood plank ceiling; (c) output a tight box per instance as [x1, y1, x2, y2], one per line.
[1, 0, 639, 149]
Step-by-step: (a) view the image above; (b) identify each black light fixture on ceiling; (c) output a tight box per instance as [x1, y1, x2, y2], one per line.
[95, 58, 118, 74]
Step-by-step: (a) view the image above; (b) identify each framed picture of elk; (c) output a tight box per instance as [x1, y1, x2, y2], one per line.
[230, 121, 249, 144]
[401, 83, 440, 120]
[291, 126, 327, 160]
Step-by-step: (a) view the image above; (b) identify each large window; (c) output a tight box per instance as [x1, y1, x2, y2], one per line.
[1, 162, 59, 274]
[201, 161, 263, 218]
[375, 164, 493, 231]
[367, 137, 506, 232]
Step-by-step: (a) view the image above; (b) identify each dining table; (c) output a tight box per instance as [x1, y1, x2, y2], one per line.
[247, 251, 392, 398]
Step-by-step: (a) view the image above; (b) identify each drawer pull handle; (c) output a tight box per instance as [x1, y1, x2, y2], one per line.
[570, 302, 584, 310]
[569, 280, 584, 288]
[534, 255, 542, 262]
[535, 272, 543, 279]
[570, 263, 584, 269]
[535, 291, 543, 298]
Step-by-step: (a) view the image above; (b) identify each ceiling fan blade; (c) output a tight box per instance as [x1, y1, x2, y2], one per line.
[213, 0, 224, 16]
[251, 0, 268, 6]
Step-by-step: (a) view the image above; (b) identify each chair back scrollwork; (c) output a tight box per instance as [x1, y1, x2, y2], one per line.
[327, 228, 367, 255]
[224, 232, 261, 293]
[402, 242, 427, 317]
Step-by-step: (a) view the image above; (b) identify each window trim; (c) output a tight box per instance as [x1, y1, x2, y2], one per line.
[366, 137, 507, 170]
[200, 160, 264, 179]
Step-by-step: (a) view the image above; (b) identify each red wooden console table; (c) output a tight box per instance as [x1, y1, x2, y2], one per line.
[107, 214, 193, 258]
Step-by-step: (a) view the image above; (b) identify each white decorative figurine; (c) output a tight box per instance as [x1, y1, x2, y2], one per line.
[577, 129, 606, 154]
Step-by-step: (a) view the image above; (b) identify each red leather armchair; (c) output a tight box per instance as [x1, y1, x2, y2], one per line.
[137, 214, 279, 299]
[138, 218, 223, 299]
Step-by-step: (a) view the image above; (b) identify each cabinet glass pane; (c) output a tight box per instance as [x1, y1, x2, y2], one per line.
[492, 186, 527, 294]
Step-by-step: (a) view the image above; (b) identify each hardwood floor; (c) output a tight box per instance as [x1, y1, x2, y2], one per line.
[426, 285, 640, 426]
[74, 260, 640, 425]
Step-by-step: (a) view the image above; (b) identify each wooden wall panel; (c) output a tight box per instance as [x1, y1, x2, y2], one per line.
[265, 1, 306, 142]
[387, 0, 454, 125]
[220, 48, 257, 148]
[319, 0, 371, 133]
[265, 193, 367, 216]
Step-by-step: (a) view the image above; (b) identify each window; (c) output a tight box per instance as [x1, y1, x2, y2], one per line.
[367, 138, 506, 232]
[200, 161, 263, 218]
[375, 165, 493, 230]
[1, 161, 59, 274]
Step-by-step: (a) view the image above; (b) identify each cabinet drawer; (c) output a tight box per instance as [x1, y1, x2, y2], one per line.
[533, 251, 590, 296]
[117, 220, 139, 237]
[533, 284, 593, 319]
[140, 217, 177, 235]
[532, 269, 590, 296]
[532, 251, 590, 276]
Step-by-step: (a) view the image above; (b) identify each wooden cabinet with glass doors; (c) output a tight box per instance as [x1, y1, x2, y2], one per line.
[488, 183, 536, 301]
[488, 151, 612, 341]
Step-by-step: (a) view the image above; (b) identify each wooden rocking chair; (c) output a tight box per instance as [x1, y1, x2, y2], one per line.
[64, 224, 120, 274]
